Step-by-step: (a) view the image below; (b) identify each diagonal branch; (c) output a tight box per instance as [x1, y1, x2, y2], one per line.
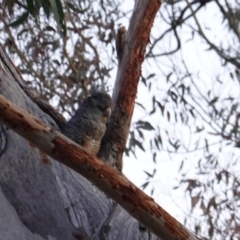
[0, 91, 201, 240]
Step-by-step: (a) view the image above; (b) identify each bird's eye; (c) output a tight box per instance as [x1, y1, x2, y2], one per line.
[98, 104, 105, 111]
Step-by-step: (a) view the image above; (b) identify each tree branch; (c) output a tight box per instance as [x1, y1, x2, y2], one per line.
[185, 0, 240, 68]
[99, 0, 164, 171]
[0, 91, 201, 240]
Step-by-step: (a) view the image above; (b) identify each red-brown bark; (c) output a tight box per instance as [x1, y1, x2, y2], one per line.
[99, 0, 163, 171]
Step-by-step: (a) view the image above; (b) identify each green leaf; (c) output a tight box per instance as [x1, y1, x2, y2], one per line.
[49, 0, 65, 34]
[156, 101, 164, 115]
[45, 25, 56, 32]
[144, 169, 156, 178]
[133, 139, 145, 152]
[41, 0, 51, 18]
[144, 171, 153, 178]
[26, 0, 35, 15]
[54, 0, 64, 21]
[136, 121, 155, 131]
[146, 73, 155, 80]
[150, 188, 154, 196]
[153, 152, 156, 163]
[141, 76, 146, 86]
[167, 111, 170, 121]
[8, 12, 29, 27]
[137, 129, 144, 139]
[141, 182, 149, 190]
[154, 138, 160, 150]
[157, 135, 162, 146]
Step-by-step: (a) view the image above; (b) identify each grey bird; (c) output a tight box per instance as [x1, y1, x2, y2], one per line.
[61, 91, 112, 155]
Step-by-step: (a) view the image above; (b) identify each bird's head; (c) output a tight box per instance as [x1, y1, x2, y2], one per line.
[84, 91, 112, 123]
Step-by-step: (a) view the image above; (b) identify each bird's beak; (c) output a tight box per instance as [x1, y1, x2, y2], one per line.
[103, 107, 111, 118]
